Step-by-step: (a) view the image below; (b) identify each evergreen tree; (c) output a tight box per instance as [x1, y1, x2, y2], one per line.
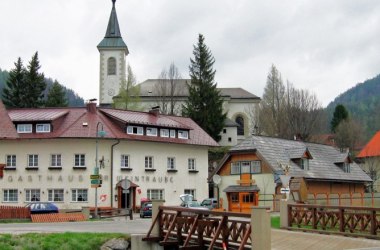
[182, 34, 226, 141]
[2, 58, 27, 108]
[23, 52, 46, 108]
[46, 80, 68, 107]
[113, 64, 141, 110]
[331, 104, 349, 133]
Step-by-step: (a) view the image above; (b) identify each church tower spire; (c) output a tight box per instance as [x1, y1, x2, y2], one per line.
[97, 0, 129, 107]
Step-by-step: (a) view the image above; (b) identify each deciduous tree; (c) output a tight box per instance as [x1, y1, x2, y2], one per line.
[113, 64, 140, 110]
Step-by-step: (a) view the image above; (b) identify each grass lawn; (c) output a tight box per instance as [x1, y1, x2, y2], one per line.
[271, 216, 280, 229]
[0, 232, 129, 250]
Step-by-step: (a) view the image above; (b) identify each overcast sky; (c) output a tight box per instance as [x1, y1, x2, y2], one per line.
[1, 0, 379, 107]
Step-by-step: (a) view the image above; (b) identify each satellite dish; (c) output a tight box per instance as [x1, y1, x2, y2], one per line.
[212, 174, 222, 185]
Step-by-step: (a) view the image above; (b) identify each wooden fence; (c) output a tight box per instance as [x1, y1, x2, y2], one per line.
[144, 206, 253, 250]
[287, 203, 380, 239]
[0, 205, 31, 219]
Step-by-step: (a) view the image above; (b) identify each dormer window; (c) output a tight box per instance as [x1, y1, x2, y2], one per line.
[36, 123, 51, 133]
[343, 162, 351, 173]
[146, 127, 157, 136]
[301, 158, 309, 170]
[170, 129, 176, 138]
[17, 124, 32, 133]
[127, 126, 143, 135]
[178, 130, 189, 139]
[160, 129, 169, 137]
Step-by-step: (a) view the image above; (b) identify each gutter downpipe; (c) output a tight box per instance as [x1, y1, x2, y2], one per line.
[111, 139, 121, 208]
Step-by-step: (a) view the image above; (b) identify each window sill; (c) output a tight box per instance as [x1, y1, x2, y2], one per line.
[4, 167, 16, 171]
[145, 169, 156, 172]
[121, 168, 133, 171]
[188, 170, 199, 173]
[167, 169, 178, 173]
[73, 167, 86, 170]
[25, 167, 39, 170]
[49, 167, 62, 170]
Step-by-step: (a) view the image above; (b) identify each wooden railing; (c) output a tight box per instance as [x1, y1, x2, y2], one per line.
[0, 205, 31, 219]
[144, 206, 252, 250]
[288, 203, 380, 239]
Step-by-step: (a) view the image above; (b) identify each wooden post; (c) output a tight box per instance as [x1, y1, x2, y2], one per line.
[251, 206, 271, 250]
[339, 208, 345, 233]
[370, 210, 376, 235]
[312, 207, 317, 229]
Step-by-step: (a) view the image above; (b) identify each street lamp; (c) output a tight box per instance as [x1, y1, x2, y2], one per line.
[95, 122, 106, 218]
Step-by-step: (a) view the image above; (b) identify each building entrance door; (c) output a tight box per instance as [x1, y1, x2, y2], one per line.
[228, 192, 257, 213]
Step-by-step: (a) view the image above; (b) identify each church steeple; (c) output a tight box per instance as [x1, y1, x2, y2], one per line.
[98, 0, 129, 107]
[97, 0, 129, 54]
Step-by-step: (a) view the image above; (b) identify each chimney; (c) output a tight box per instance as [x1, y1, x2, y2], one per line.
[86, 99, 97, 113]
[149, 106, 160, 116]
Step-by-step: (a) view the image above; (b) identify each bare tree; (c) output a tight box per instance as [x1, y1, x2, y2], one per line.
[334, 118, 363, 155]
[284, 82, 324, 140]
[360, 156, 380, 192]
[154, 62, 182, 115]
[259, 64, 286, 137]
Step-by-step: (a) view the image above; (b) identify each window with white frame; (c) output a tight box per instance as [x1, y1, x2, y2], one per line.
[126, 126, 143, 135]
[251, 161, 261, 174]
[3, 189, 18, 202]
[184, 189, 196, 199]
[28, 154, 38, 168]
[301, 158, 309, 170]
[343, 162, 351, 173]
[74, 154, 85, 167]
[6, 155, 16, 168]
[121, 155, 130, 168]
[48, 189, 64, 202]
[160, 129, 169, 137]
[145, 156, 154, 169]
[167, 157, 175, 170]
[188, 158, 196, 171]
[26, 189, 40, 202]
[17, 124, 32, 133]
[146, 127, 157, 136]
[170, 129, 176, 138]
[241, 161, 251, 174]
[231, 162, 240, 175]
[178, 130, 189, 139]
[36, 123, 51, 133]
[51, 154, 62, 167]
[147, 189, 164, 200]
[72, 189, 88, 202]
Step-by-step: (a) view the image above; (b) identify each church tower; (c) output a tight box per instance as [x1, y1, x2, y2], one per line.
[97, 0, 129, 106]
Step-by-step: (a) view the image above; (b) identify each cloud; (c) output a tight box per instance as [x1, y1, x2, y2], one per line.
[0, 0, 379, 106]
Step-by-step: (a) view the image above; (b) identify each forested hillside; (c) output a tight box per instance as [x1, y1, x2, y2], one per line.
[0, 68, 84, 107]
[326, 74, 380, 141]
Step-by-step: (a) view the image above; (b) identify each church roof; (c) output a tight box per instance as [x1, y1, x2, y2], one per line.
[97, 0, 128, 52]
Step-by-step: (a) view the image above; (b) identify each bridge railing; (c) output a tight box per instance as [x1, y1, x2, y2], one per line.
[287, 203, 380, 239]
[143, 205, 265, 250]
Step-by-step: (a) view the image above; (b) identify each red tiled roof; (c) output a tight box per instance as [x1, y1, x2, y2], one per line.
[357, 131, 380, 158]
[4, 105, 218, 147]
[0, 101, 18, 139]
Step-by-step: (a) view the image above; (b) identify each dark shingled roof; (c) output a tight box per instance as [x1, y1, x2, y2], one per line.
[137, 79, 260, 100]
[226, 136, 371, 183]
[223, 185, 260, 193]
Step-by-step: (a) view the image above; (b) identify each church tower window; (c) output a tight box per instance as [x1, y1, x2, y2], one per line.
[107, 57, 117, 75]
[236, 116, 245, 136]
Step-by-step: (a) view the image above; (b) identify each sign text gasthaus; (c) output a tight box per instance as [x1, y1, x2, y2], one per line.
[6, 175, 109, 183]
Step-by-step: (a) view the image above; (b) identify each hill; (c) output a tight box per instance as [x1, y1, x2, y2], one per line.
[326, 74, 380, 141]
[0, 68, 84, 107]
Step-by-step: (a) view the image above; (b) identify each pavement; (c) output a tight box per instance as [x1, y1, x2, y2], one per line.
[1, 214, 379, 249]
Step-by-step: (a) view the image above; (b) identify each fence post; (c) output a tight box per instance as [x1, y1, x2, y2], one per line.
[370, 210, 376, 235]
[280, 200, 290, 228]
[339, 208, 344, 233]
[151, 200, 165, 237]
[251, 206, 271, 250]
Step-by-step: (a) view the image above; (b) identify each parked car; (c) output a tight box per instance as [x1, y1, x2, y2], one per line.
[200, 198, 218, 210]
[140, 202, 152, 218]
[179, 194, 209, 211]
[25, 202, 59, 214]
